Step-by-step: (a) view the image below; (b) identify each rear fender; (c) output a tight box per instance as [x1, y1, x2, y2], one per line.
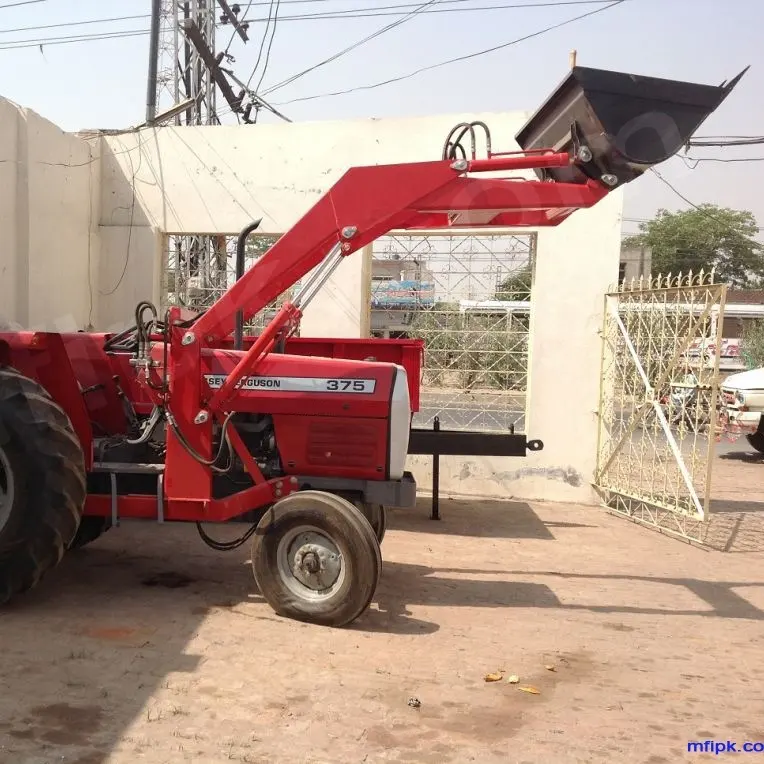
[0, 332, 94, 467]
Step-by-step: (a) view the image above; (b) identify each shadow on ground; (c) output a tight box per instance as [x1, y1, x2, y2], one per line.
[1, 497, 762, 762]
[390, 498, 596, 540]
[719, 450, 764, 464]
[706, 498, 764, 553]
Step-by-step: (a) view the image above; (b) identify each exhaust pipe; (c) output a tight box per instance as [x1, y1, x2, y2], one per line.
[515, 65, 749, 187]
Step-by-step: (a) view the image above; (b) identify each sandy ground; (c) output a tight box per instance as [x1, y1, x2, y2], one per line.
[0, 450, 763, 764]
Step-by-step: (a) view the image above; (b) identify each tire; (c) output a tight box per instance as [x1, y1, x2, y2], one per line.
[746, 431, 764, 454]
[68, 517, 111, 550]
[251, 490, 381, 627]
[353, 501, 386, 544]
[0, 367, 86, 603]
[338, 493, 387, 544]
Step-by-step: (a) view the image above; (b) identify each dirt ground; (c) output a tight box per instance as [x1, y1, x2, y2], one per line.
[1, 451, 763, 764]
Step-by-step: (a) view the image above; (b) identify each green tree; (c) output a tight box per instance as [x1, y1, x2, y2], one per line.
[495, 264, 533, 300]
[623, 205, 763, 287]
[741, 320, 764, 370]
[245, 233, 280, 259]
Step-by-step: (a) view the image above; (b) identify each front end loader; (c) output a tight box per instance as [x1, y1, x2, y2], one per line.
[0, 64, 746, 626]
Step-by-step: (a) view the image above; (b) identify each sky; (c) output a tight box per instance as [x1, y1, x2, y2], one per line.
[1, 0, 762, 239]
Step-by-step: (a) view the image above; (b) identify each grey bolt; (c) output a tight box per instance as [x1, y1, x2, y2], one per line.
[577, 146, 593, 163]
[341, 226, 357, 239]
[181, 332, 195, 345]
[193, 410, 209, 425]
[601, 173, 618, 187]
[451, 159, 468, 171]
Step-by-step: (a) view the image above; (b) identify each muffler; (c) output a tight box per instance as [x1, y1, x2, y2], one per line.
[515, 65, 749, 187]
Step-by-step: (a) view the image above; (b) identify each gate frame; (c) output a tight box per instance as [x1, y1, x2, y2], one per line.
[594, 271, 727, 541]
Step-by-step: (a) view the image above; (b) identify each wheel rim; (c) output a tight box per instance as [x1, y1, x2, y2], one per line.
[276, 525, 346, 601]
[0, 444, 14, 534]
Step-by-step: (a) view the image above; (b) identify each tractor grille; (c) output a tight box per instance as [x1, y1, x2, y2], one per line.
[306, 421, 381, 468]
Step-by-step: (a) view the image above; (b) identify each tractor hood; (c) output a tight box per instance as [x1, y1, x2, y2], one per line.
[515, 65, 749, 188]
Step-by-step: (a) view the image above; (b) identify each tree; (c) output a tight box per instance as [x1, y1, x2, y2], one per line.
[623, 205, 763, 287]
[741, 320, 764, 370]
[495, 264, 533, 301]
[245, 233, 280, 259]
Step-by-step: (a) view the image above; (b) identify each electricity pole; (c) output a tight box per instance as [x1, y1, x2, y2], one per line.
[147, 1, 258, 312]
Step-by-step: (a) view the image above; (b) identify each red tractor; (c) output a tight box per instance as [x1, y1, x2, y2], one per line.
[0, 65, 745, 626]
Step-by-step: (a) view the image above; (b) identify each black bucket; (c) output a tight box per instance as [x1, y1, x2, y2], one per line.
[515, 65, 748, 186]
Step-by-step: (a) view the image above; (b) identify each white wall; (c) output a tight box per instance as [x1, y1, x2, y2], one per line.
[0, 97, 98, 330]
[407, 190, 623, 504]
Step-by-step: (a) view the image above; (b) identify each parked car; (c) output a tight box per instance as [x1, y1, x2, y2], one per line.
[719, 367, 764, 453]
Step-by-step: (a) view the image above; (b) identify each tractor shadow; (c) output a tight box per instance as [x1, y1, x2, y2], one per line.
[0, 499, 761, 761]
[388, 497, 597, 540]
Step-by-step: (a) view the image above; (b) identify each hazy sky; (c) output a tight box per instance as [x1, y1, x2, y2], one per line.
[1, 0, 762, 238]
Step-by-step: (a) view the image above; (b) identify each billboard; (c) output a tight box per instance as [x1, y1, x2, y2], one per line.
[371, 280, 435, 308]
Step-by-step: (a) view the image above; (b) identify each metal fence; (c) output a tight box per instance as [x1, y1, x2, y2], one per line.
[595, 271, 727, 542]
[371, 232, 535, 432]
[162, 233, 287, 330]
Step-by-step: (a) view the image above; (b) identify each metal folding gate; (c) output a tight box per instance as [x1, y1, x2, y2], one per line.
[595, 271, 727, 542]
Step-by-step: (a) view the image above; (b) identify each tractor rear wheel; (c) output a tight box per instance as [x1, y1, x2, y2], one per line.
[352, 500, 386, 544]
[251, 490, 381, 627]
[68, 517, 111, 550]
[0, 367, 87, 603]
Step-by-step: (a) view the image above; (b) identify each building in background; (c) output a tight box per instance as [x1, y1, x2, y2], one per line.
[619, 243, 652, 283]
[370, 256, 435, 338]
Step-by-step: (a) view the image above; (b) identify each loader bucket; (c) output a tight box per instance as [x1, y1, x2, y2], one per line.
[515, 65, 748, 186]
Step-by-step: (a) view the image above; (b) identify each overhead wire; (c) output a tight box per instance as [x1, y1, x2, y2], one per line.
[0, 0, 46, 8]
[688, 136, 764, 148]
[0, 13, 150, 34]
[254, 0, 282, 95]
[649, 167, 764, 241]
[245, 0, 279, 91]
[222, 0, 254, 56]
[269, 0, 627, 103]
[262, 0, 440, 96]
[0, 1, 621, 50]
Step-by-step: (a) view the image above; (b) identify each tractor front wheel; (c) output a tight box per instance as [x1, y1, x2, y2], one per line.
[251, 490, 381, 627]
[0, 367, 87, 604]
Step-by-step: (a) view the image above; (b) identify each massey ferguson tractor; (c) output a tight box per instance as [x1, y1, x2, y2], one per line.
[0, 65, 746, 626]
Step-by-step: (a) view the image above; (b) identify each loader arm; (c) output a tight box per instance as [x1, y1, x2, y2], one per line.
[166, 62, 747, 418]
[190, 152, 603, 345]
[190, 63, 747, 349]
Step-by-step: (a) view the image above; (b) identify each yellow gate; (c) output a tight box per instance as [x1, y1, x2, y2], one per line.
[595, 271, 727, 542]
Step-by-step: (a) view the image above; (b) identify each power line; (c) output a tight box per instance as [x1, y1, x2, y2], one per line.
[223, 0, 254, 55]
[251, 0, 618, 24]
[0, 1, 620, 49]
[688, 136, 764, 147]
[0, 13, 150, 35]
[679, 155, 764, 169]
[254, 0, 282, 96]
[0, 29, 150, 50]
[0, 0, 46, 9]
[650, 167, 763, 238]
[246, 0, 278, 90]
[263, 0, 440, 96]
[270, 0, 626, 103]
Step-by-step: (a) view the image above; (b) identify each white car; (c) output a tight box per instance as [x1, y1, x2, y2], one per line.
[720, 367, 764, 453]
